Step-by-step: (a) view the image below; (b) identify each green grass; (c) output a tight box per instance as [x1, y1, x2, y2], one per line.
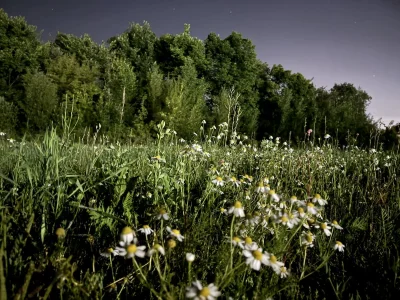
[0, 123, 399, 299]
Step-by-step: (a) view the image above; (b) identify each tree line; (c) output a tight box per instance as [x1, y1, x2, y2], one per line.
[0, 9, 398, 147]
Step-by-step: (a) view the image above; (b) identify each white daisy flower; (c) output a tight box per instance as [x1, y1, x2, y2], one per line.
[331, 220, 343, 230]
[276, 266, 290, 278]
[119, 226, 137, 246]
[186, 253, 195, 262]
[147, 244, 165, 256]
[301, 231, 315, 248]
[242, 174, 253, 184]
[166, 226, 184, 242]
[267, 255, 284, 272]
[243, 248, 269, 271]
[228, 201, 245, 218]
[256, 181, 268, 194]
[231, 236, 243, 247]
[228, 176, 241, 187]
[242, 236, 258, 250]
[334, 241, 345, 252]
[138, 225, 154, 236]
[312, 194, 328, 206]
[192, 144, 203, 153]
[316, 222, 332, 236]
[268, 190, 280, 202]
[100, 247, 117, 257]
[115, 244, 146, 259]
[290, 196, 299, 205]
[220, 207, 228, 215]
[305, 202, 318, 215]
[288, 212, 301, 227]
[186, 280, 221, 299]
[275, 213, 291, 228]
[212, 176, 224, 186]
[297, 207, 306, 218]
[157, 208, 169, 220]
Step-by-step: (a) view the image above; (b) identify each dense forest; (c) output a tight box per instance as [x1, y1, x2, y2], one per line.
[0, 9, 399, 147]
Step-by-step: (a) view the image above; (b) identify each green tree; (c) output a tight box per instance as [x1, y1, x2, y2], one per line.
[204, 32, 259, 134]
[256, 64, 317, 140]
[108, 22, 157, 98]
[47, 54, 101, 129]
[22, 71, 58, 131]
[102, 56, 137, 127]
[317, 83, 374, 145]
[155, 24, 208, 78]
[54, 33, 107, 65]
[0, 96, 18, 134]
[160, 59, 208, 138]
[0, 9, 41, 131]
[146, 63, 164, 122]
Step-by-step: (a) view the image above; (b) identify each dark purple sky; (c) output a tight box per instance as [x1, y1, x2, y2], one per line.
[2, 0, 400, 124]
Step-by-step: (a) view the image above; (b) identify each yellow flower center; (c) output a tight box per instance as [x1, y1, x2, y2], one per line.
[307, 202, 314, 207]
[270, 255, 277, 263]
[308, 218, 315, 224]
[281, 216, 289, 222]
[200, 287, 210, 297]
[258, 181, 264, 187]
[306, 233, 313, 243]
[107, 248, 114, 253]
[172, 229, 180, 236]
[167, 239, 176, 248]
[55, 227, 66, 238]
[127, 244, 137, 254]
[291, 196, 297, 201]
[234, 201, 242, 209]
[268, 189, 276, 195]
[143, 225, 150, 229]
[232, 236, 241, 243]
[315, 194, 321, 199]
[252, 250, 263, 260]
[216, 176, 223, 182]
[280, 266, 286, 272]
[333, 220, 339, 225]
[121, 226, 134, 235]
[231, 176, 237, 181]
[220, 208, 226, 213]
[154, 155, 161, 160]
[336, 241, 343, 246]
[159, 209, 167, 215]
[245, 236, 252, 244]
[321, 223, 327, 229]
[298, 207, 304, 213]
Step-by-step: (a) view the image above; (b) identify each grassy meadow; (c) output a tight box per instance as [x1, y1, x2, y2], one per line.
[0, 121, 399, 299]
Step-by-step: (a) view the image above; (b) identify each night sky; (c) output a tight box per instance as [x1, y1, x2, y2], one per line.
[2, 0, 400, 125]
